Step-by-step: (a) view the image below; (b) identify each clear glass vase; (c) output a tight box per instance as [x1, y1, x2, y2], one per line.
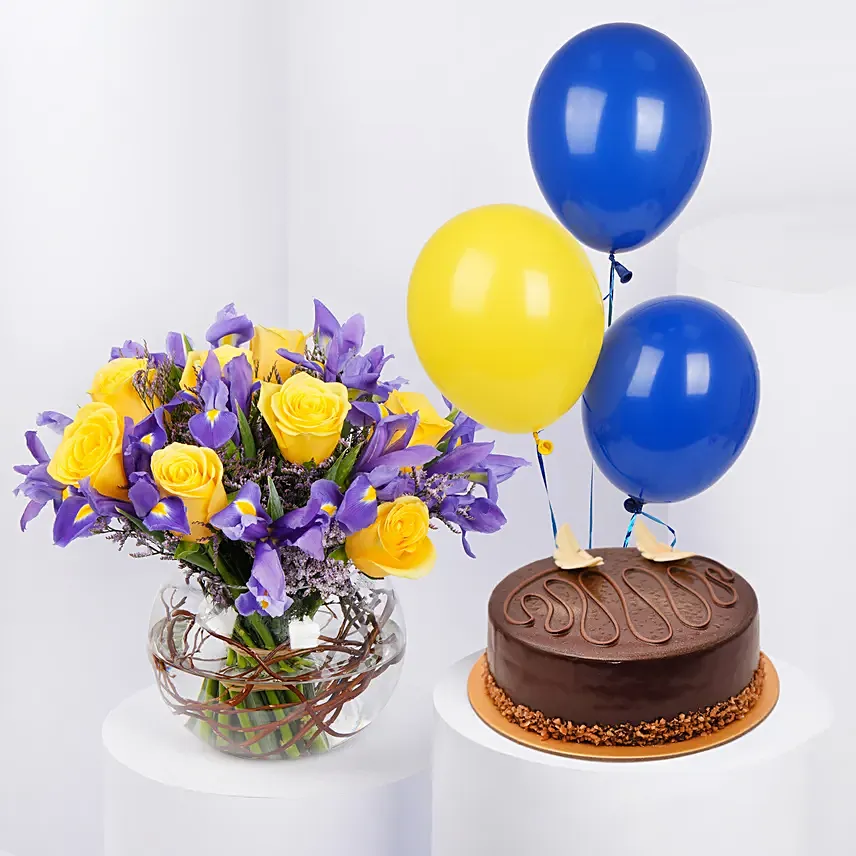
[148, 573, 406, 760]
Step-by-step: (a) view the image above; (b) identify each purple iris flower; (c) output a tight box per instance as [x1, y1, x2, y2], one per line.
[441, 410, 482, 450]
[123, 408, 168, 476]
[375, 473, 415, 502]
[13, 431, 65, 531]
[206, 303, 254, 348]
[224, 353, 255, 415]
[356, 413, 438, 473]
[467, 453, 530, 502]
[52, 478, 122, 547]
[336, 473, 378, 535]
[313, 298, 340, 350]
[270, 479, 342, 560]
[235, 541, 293, 618]
[166, 331, 189, 368]
[348, 400, 383, 427]
[36, 411, 73, 434]
[109, 340, 167, 366]
[277, 300, 404, 402]
[428, 441, 495, 476]
[110, 340, 146, 359]
[209, 482, 271, 541]
[439, 495, 507, 558]
[128, 473, 190, 535]
[188, 378, 238, 449]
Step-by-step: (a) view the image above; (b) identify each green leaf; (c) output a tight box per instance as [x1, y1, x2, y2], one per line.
[222, 439, 238, 460]
[182, 333, 193, 354]
[174, 541, 216, 572]
[267, 476, 284, 521]
[236, 406, 256, 459]
[116, 508, 165, 543]
[328, 442, 363, 489]
[327, 545, 348, 562]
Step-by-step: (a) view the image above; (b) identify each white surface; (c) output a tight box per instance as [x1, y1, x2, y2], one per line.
[102, 686, 431, 855]
[433, 653, 832, 855]
[673, 206, 856, 851]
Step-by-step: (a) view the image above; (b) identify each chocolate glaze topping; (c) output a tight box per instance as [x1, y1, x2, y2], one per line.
[487, 548, 760, 726]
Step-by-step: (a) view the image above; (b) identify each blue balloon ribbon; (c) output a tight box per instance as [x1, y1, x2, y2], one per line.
[534, 434, 558, 542]
[589, 254, 633, 548]
[623, 506, 678, 549]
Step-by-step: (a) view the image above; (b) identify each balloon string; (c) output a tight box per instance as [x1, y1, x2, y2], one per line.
[623, 508, 678, 548]
[590, 253, 634, 547]
[607, 252, 616, 326]
[533, 432, 558, 542]
[587, 463, 594, 550]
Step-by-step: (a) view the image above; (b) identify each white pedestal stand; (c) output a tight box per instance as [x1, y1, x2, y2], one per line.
[103, 686, 431, 856]
[674, 206, 856, 853]
[433, 653, 832, 856]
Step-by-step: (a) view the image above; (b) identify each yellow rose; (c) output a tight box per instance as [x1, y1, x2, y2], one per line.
[150, 443, 228, 541]
[346, 496, 436, 580]
[385, 390, 453, 448]
[47, 402, 128, 500]
[258, 373, 349, 465]
[250, 325, 307, 382]
[180, 345, 251, 391]
[89, 357, 151, 424]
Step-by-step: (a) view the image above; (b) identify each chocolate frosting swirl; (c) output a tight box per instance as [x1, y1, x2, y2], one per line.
[502, 556, 738, 646]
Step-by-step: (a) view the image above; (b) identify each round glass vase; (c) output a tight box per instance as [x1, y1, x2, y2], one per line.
[148, 573, 406, 760]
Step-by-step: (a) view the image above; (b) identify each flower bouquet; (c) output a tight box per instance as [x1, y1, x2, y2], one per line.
[14, 300, 526, 759]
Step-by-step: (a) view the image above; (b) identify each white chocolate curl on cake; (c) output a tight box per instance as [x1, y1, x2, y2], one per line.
[633, 519, 696, 563]
[553, 524, 604, 570]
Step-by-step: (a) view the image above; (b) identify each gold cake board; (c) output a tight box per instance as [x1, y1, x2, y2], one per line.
[468, 652, 779, 762]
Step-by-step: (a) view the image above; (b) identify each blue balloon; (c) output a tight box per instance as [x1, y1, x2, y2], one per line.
[528, 24, 711, 253]
[582, 297, 759, 504]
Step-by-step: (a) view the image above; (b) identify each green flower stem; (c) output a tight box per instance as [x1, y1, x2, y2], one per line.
[247, 691, 280, 755]
[247, 613, 277, 649]
[264, 689, 301, 759]
[227, 687, 264, 756]
[198, 678, 219, 744]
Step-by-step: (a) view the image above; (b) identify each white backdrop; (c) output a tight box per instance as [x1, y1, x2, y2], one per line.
[1, 2, 854, 854]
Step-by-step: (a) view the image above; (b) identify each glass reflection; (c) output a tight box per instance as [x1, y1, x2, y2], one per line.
[635, 96, 665, 152]
[685, 352, 711, 396]
[564, 86, 606, 155]
[626, 345, 664, 398]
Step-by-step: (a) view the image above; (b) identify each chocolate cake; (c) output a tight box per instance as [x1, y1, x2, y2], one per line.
[486, 548, 763, 746]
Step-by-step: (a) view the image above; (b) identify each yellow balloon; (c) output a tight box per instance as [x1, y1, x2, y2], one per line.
[408, 204, 604, 433]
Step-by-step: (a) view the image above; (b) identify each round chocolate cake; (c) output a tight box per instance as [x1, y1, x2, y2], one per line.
[486, 548, 763, 746]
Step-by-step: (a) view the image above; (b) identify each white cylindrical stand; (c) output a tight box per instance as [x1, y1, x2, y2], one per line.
[673, 206, 856, 851]
[103, 686, 431, 856]
[433, 653, 832, 856]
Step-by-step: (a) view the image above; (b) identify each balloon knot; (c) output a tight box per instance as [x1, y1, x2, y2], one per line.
[533, 432, 554, 456]
[610, 254, 633, 285]
[624, 496, 644, 514]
